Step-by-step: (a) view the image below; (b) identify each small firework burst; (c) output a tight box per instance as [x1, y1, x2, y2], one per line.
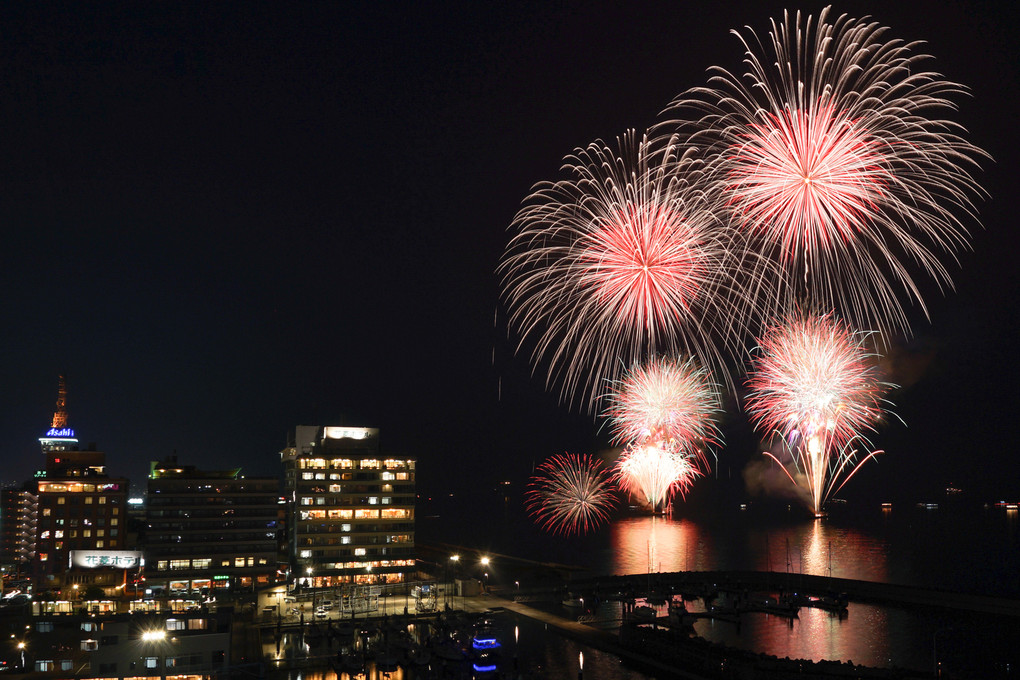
[606, 356, 723, 469]
[525, 453, 618, 536]
[745, 312, 894, 514]
[615, 440, 700, 512]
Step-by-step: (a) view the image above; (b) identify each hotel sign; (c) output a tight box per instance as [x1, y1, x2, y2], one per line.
[69, 550, 143, 569]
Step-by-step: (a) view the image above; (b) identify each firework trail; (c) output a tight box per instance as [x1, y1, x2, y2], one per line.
[658, 7, 987, 337]
[500, 131, 775, 411]
[744, 313, 894, 514]
[605, 356, 723, 470]
[525, 453, 618, 536]
[615, 440, 700, 512]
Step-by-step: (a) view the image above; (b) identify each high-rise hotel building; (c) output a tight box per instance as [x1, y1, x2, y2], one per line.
[280, 426, 415, 586]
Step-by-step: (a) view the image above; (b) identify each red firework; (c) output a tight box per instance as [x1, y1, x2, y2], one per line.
[744, 313, 892, 513]
[499, 131, 769, 410]
[525, 453, 618, 536]
[605, 356, 722, 472]
[659, 7, 987, 336]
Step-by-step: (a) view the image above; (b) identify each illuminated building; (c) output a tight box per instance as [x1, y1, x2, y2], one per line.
[144, 457, 281, 594]
[1, 488, 38, 571]
[30, 377, 130, 589]
[281, 426, 416, 586]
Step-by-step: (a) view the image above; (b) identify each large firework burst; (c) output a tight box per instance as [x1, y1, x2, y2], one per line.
[744, 313, 893, 514]
[525, 453, 618, 536]
[499, 131, 773, 411]
[659, 7, 987, 337]
[606, 356, 723, 467]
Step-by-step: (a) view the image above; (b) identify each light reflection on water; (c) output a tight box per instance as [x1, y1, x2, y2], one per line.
[607, 514, 890, 583]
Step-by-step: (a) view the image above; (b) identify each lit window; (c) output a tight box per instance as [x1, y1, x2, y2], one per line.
[188, 619, 208, 630]
[57, 497, 65, 505]
[300, 550, 312, 558]
[35, 661, 55, 672]
[85, 496, 94, 504]
[55, 541, 64, 550]
[235, 558, 245, 568]
[354, 548, 366, 556]
[341, 523, 352, 532]
[98, 497, 106, 504]
[83, 529, 92, 537]
[42, 508, 51, 516]
[81, 639, 99, 651]
[368, 497, 378, 505]
[144, 657, 159, 668]
[354, 509, 378, 519]
[300, 498, 313, 506]
[247, 557, 254, 567]
[193, 559, 211, 569]
[54, 530, 64, 538]
[40, 531, 51, 539]
[98, 530, 105, 537]
[111, 518, 119, 526]
[302, 472, 314, 480]
[166, 619, 185, 630]
[341, 536, 351, 545]
[381, 472, 395, 481]
[382, 497, 392, 505]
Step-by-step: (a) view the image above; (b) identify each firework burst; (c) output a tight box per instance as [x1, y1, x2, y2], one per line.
[615, 440, 700, 512]
[659, 7, 987, 337]
[499, 131, 773, 411]
[744, 313, 894, 514]
[606, 356, 723, 466]
[525, 453, 618, 536]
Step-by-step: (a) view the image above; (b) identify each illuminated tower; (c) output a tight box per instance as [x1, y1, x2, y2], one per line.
[39, 375, 79, 454]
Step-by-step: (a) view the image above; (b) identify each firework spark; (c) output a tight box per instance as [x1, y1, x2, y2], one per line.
[525, 453, 618, 536]
[606, 356, 723, 468]
[615, 440, 700, 512]
[499, 131, 773, 411]
[660, 7, 987, 337]
[744, 313, 893, 514]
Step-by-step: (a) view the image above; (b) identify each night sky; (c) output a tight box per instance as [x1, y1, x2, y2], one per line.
[1, 2, 1017, 503]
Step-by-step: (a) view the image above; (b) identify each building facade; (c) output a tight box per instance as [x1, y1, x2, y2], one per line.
[1, 488, 38, 573]
[143, 457, 282, 595]
[281, 426, 415, 586]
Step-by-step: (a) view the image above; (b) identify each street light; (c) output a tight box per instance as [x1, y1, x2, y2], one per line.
[447, 555, 460, 608]
[480, 557, 490, 593]
[141, 630, 168, 680]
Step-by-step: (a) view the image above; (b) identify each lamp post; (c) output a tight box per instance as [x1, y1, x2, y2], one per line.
[16, 642, 25, 671]
[480, 557, 490, 593]
[306, 567, 314, 615]
[447, 555, 459, 609]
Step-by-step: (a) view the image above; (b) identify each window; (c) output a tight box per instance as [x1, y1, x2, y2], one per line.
[300, 550, 312, 558]
[300, 497, 313, 506]
[354, 548, 366, 556]
[81, 622, 98, 632]
[40, 530, 51, 539]
[60, 660, 73, 671]
[98, 496, 106, 504]
[85, 496, 94, 504]
[247, 557, 254, 567]
[341, 536, 351, 545]
[111, 518, 119, 526]
[57, 497, 65, 505]
[96, 540, 104, 548]
[382, 497, 392, 505]
[355, 509, 378, 519]
[35, 661, 55, 672]
[83, 529, 92, 537]
[39, 553, 48, 562]
[193, 558, 211, 569]
[100, 635, 118, 645]
[302, 472, 314, 480]
[158, 561, 169, 571]
[170, 560, 190, 570]
[341, 523, 352, 532]
[36, 621, 54, 632]
[368, 497, 379, 505]
[234, 557, 245, 567]
[144, 657, 159, 669]
[54, 530, 64, 538]
[187, 619, 208, 630]
[98, 530, 105, 537]
[166, 619, 185, 631]
[81, 639, 99, 651]
[42, 508, 51, 516]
